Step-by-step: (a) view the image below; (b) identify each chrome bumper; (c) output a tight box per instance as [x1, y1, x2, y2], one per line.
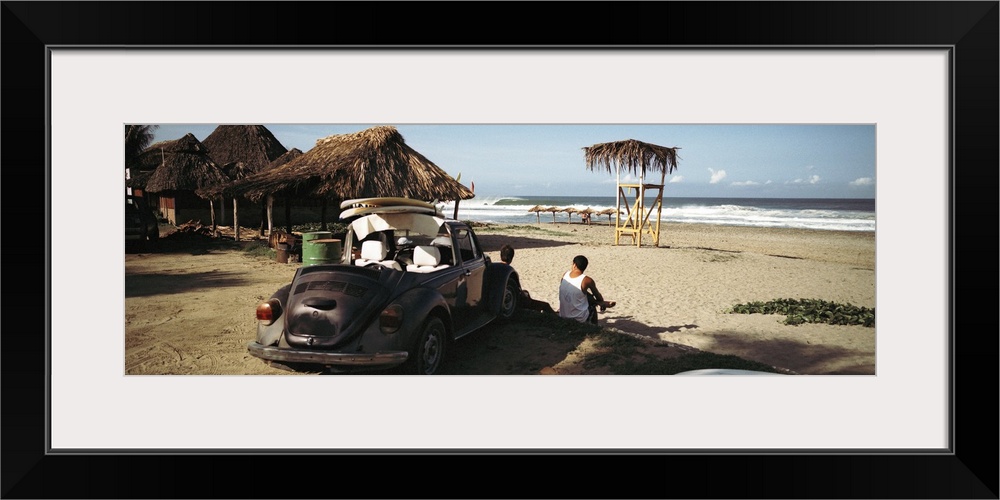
[247, 342, 408, 368]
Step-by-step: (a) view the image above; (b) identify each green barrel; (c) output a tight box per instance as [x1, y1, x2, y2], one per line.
[302, 231, 341, 266]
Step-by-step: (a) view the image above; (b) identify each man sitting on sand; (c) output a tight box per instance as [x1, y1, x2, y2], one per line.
[558, 255, 615, 324]
[500, 244, 556, 314]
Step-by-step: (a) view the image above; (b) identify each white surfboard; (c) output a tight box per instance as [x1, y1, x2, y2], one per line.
[340, 197, 436, 211]
[340, 204, 441, 219]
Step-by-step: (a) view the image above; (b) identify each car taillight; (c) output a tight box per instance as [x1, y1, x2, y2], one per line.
[379, 305, 404, 334]
[256, 299, 282, 325]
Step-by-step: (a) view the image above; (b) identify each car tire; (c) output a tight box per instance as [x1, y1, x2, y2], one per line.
[408, 316, 446, 375]
[498, 276, 519, 321]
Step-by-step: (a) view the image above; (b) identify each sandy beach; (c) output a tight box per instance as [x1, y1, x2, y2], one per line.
[124, 221, 875, 375]
[476, 221, 876, 374]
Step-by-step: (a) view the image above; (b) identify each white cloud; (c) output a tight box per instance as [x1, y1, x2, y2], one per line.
[765, 180, 773, 185]
[669, 175, 684, 183]
[603, 173, 638, 184]
[708, 168, 727, 184]
[731, 180, 759, 186]
[850, 177, 874, 186]
[787, 175, 821, 185]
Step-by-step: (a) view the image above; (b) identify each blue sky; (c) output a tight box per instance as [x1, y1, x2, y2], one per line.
[150, 124, 876, 199]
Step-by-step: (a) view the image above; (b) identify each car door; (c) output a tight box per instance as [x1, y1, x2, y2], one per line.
[452, 226, 487, 336]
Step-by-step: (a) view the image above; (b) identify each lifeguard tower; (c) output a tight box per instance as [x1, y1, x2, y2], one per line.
[583, 139, 680, 247]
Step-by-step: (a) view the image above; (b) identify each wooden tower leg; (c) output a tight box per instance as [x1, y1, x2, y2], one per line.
[636, 184, 644, 247]
[653, 191, 663, 247]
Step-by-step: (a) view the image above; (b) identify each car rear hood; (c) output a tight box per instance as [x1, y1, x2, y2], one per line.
[283, 265, 399, 349]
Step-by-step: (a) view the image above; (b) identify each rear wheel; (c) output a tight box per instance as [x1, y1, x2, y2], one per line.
[498, 277, 519, 320]
[408, 316, 446, 375]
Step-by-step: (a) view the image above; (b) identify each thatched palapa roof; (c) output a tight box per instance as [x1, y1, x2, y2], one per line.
[199, 148, 305, 198]
[527, 204, 544, 223]
[267, 148, 303, 170]
[217, 126, 474, 203]
[125, 169, 154, 189]
[138, 133, 228, 195]
[202, 125, 288, 174]
[584, 139, 680, 178]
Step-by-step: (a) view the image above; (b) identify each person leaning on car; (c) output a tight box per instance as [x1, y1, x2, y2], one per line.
[499, 244, 556, 314]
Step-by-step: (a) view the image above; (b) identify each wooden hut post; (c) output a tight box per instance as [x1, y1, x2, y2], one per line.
[209, 198, 217, 236]
[233, 197, 240, 241]
[259, 200, 267, 238]
[266, 195, 274, 237]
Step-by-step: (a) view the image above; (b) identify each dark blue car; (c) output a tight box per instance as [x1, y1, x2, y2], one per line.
[248, 210, 519, 375]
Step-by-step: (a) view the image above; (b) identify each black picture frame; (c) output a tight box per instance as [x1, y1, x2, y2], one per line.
[3, 2, 997, 498]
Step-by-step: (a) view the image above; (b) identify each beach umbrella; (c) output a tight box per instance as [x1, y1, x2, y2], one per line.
[543, 206, 561, 223]
[562, 206, 579, 223]
[210, 126, 474, 233]
[597, 208, 619, 226]
[527, 205, 544, 224]
[578, 207, 595, 225]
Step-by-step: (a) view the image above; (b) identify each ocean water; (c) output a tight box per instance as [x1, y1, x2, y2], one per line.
[439, 196, 875, 232]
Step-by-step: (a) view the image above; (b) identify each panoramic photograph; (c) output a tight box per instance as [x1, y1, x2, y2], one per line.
[124, 123, 876, 376]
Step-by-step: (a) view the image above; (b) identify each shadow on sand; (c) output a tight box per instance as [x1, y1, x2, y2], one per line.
[475, 233, 576, 252]
[125, 270, 254, 298]
[685, 330, 875, 375]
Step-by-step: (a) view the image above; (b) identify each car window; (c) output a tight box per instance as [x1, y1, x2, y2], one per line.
[455, 228, 481, 263]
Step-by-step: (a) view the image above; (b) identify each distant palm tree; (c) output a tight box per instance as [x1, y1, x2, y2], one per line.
[125, 125, 158, 169]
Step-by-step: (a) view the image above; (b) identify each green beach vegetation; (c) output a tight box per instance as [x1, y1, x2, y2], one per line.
[728, 298, 875, 327]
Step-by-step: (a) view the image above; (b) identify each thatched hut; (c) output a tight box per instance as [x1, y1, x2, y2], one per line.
[201, 125, 289, 239]
[202, 125, 288, 172]
[584, 139, 680, 246]
[138, 133, 229, 226]
[267, 147, 304, 170]
[218, 126, 474, 233]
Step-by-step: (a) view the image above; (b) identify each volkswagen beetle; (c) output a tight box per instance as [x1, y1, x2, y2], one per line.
[248, 210, 520, 374]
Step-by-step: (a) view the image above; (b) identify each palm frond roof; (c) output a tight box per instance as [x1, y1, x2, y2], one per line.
[201, 125, 288, 174]
[583, 139, 680, 177]
[214, 126, 474, 203]
[138, 133, 228, 195]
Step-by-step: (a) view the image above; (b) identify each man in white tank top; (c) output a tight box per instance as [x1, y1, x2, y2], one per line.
[558, 255, 615, 324]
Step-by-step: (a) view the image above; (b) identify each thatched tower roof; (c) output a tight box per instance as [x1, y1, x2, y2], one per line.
[139, 133, 228, 195]
[218, 126, 475, 203]
[202, 125, 288, 174]
[583, 139, 680, 178]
